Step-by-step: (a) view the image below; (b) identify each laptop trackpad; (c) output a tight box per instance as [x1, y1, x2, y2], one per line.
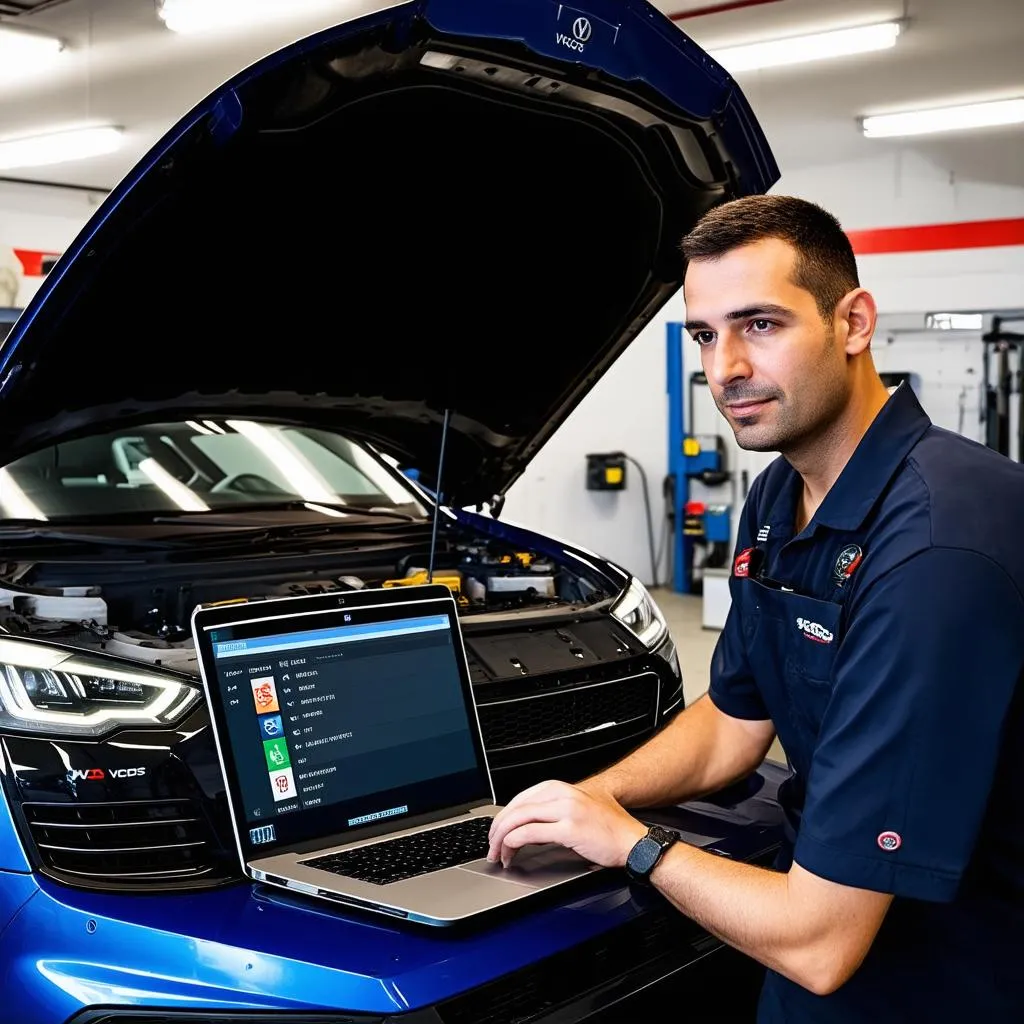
[460, 844, 599, 889]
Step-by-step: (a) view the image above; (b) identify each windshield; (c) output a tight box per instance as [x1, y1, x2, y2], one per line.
[0, 419, 426, 522]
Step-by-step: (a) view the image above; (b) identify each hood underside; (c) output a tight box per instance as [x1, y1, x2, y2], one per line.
[0, 0, 777, 508]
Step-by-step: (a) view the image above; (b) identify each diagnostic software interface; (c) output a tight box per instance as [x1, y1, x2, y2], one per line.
[208, 608, 483, 850]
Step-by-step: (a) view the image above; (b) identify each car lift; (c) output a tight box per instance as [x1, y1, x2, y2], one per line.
[666, 322, 732, 594]
[982, 315, 1024, 461]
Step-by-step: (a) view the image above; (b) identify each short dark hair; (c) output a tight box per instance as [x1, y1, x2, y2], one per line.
[680, 195, 860, 321]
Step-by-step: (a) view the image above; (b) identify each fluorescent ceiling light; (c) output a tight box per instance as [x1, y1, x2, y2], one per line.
[709, 21, 900, 73]
[158, 0, 333, 34]
[0, 126, 123, 170]
[0, 25, 64, 80]
[862, 98, 1024, 138]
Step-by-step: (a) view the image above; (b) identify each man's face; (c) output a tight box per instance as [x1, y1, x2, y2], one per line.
[683, 238, 849, 453]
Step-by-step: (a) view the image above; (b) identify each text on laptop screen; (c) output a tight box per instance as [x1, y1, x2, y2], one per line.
[207, 605, 488, 853]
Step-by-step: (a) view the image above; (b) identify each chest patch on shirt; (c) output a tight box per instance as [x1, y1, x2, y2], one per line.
[832, 544, 863, 586]
[796, 617, 834, 644]
[734, 547, 754, 577]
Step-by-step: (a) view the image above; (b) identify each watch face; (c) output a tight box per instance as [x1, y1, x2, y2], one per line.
[632, 836, 662, 874]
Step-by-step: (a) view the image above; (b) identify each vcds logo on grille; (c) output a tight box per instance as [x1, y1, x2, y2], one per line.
[67, 766, 147, 782]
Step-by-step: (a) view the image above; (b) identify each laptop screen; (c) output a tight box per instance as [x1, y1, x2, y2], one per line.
[195, 592, 492, 860]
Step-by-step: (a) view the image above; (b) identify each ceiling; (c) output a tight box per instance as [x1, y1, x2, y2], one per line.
[0, 0, 1022, 194]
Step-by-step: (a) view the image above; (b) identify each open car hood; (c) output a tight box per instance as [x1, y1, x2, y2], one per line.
[0, 0, 777, 509]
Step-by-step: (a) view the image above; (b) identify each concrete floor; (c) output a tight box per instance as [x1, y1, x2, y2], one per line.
[651, 587, 788, 765]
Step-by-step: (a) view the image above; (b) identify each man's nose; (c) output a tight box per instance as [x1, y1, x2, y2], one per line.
[706, 332, 752, 387]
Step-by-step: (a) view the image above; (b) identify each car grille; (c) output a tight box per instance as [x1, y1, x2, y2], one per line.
[23, 798, 231, 885]
[476, 671, 659, 754]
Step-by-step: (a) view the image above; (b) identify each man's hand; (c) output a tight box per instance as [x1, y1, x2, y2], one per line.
[487, 779, 648, 869]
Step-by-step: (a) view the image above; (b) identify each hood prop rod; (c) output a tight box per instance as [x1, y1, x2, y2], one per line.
[427, 408, 452, 584]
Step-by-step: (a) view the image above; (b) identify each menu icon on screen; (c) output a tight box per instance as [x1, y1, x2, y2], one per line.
[264, 737, 291, 771]
[251, 677, 279, 714]
[269, 767, 297, 802]
[258, 713, 284, 740]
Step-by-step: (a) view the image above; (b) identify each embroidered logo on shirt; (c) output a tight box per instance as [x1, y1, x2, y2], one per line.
[734, 547, 754, 577]
[877, 831, 902, 852]
[832, 544, 863, 586]
[796, 617, 834, 644]
[756, 525, 771, 543]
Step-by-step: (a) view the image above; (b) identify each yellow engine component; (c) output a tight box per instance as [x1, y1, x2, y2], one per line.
[499, 552, 534, 568]
[382, 570, 467, 605]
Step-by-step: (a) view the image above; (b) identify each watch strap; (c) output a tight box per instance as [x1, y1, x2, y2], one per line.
[624, 825, 678, 885]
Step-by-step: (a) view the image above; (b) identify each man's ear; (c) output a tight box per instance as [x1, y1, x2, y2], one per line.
[835, 288, 877, 357]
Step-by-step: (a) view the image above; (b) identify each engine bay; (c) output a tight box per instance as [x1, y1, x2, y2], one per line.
[0, 529, 612, 676]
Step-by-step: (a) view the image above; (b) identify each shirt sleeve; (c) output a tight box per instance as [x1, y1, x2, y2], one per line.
[794, 546, 1024, 901]
[707, 483, 771, 722]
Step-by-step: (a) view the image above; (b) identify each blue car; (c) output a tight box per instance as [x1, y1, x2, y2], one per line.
[0, 1, 781, 1020]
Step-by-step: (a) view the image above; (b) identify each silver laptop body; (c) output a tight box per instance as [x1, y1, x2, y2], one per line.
[191, 584, 601, 926]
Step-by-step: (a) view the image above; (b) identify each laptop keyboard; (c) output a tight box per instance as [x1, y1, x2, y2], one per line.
[303, 816, 495, 886]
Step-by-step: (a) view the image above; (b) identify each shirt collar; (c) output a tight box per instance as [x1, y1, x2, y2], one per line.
[762, 383, 931, 540]
[811, 382, 931, 531]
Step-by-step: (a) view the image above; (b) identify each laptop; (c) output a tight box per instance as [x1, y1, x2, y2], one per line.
[191, 583, 603, 926]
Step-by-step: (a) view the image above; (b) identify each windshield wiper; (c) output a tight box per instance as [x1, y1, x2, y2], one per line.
[150, 502, 424, 525]
[0, 506, 427, 553]
[0, 524, 191, 549]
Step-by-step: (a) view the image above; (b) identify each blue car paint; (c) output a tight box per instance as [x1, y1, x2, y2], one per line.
[3, 875, 642, 1017]
[0, 870, 37, 936]
[422, 0, 776, 193]
[0, 1, 782, 1018]
[0, 0, 776, 391]
[0, 766, 787, 1023]
[0, 785, 32, 874]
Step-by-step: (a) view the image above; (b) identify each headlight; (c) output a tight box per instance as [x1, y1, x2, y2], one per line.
[610, 577, 669, 650]
[0, 637, 200, 738]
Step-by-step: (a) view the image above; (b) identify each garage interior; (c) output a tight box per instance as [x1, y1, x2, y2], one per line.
[1, 0, 1023, 1021]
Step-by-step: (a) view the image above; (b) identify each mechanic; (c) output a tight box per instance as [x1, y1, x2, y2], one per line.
[487, 195, 1024, 1021]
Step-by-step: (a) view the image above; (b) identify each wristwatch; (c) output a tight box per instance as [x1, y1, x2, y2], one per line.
[624, 825, 679, 885]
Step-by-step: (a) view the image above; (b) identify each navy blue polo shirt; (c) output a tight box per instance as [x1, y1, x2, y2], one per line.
[709, 383, 1024, 1020]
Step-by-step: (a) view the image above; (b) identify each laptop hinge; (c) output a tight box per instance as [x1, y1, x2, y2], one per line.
[274, 799, 492, 857]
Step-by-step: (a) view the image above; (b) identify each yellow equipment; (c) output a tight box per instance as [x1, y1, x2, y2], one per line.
[382, 570, 467, 605]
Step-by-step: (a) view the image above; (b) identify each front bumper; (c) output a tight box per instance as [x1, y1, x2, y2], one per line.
[0, 765, 788, 1024]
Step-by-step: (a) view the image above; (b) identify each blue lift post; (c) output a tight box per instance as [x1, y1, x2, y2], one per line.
[666, 322, 690, 593]
[667, 322, 732, 594]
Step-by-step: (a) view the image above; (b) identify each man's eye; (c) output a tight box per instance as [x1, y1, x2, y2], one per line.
[751, 319, 774, 332]
[693, 331, 715, 346]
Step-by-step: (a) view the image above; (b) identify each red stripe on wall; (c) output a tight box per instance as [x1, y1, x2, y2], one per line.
[847, 218, 1024, 255]
[669, 0, 781, 20]
[13, 248, 60, 277]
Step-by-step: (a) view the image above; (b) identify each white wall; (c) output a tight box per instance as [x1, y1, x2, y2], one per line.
[0, 180, 103, 305]
[501, 291, 684, 587]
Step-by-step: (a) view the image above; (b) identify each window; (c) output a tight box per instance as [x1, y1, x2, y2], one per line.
[0, 420, 425, 521]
